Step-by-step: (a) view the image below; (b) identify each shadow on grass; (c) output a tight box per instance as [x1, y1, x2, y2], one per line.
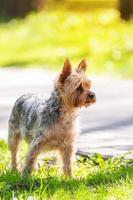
[0, 164, 133, 199]
[1, 59, 61, 69]
[1, 60, 34, 67]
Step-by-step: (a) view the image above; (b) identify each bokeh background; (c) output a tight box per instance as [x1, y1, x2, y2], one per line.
[0, 0, 133, 77]
[0, 3, 133, 199]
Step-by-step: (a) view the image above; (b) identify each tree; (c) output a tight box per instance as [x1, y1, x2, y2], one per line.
[119, 0, 133, 21]
[0, 0, 45, 18]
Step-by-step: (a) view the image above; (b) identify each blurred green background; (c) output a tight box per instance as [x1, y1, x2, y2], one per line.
[0, 0, 133, 77]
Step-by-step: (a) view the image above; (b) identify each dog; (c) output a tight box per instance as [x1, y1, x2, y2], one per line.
[8, 58, 96, 176]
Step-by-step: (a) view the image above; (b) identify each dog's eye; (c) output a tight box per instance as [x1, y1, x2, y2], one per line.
[77, 85, 83, 93]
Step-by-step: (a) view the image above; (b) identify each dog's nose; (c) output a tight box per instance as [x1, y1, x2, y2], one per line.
[88, 92, 95, 100]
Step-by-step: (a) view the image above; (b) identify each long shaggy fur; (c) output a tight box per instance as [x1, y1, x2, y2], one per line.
[8, 58, 96, 176]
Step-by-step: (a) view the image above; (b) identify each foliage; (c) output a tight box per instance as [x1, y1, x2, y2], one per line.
[0, 140, 133, 200]
[0, 8, 133, 77]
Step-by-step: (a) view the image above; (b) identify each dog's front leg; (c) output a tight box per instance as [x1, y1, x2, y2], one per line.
[60, 145, 74, 177]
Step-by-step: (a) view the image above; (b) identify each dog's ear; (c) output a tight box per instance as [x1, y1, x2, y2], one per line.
[59, 58, 72, 83]
[76, 59, 87, 73]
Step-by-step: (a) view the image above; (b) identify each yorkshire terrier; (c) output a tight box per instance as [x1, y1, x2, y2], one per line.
[8, 58, 96, 176]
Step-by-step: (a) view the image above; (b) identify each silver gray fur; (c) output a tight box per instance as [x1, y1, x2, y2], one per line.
[8, 88, 62, 143]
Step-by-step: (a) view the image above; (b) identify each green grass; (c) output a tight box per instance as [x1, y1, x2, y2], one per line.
[0, 8, 133, 77]
[0, 140, 133, 200]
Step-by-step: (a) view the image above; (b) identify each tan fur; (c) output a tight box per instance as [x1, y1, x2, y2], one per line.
[8, 58, 96, 177]
[8, 133, 21, 169]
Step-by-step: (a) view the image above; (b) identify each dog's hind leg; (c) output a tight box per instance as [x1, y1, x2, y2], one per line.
[22, 136, 49, 176]
[8, 130, 21, 170]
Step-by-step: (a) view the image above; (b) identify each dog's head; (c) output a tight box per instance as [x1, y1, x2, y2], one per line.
[56, 58, 96, 108]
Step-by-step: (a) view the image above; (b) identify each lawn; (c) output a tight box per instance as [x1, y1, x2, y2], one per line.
[0, 140, 133, 200]
[0, 8, 133, 77]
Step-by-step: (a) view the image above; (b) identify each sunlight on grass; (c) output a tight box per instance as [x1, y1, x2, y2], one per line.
[0, 140, 133, 200]
[0, 8, 133, 77]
